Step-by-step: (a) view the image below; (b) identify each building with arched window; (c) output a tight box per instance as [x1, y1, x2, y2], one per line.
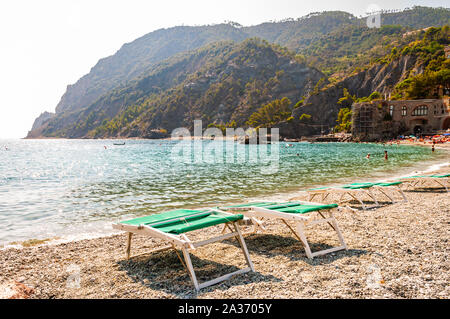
[352, 98, 450, 141]
[411, 105, 428, 116]
[401, 106, 407, 116]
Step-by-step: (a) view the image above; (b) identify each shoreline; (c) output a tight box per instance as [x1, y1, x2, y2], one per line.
[2, 143, 449, 250]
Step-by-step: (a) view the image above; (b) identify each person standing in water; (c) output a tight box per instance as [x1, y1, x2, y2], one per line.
[384, 150, 388, 160]
[366, 153, 371, 159]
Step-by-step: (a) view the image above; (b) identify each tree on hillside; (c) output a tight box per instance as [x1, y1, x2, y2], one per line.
[337, 88, 356, 107]
[246, 97, 292, 128]
[335, 107, 352, 132]
[406, 68, 450, 98]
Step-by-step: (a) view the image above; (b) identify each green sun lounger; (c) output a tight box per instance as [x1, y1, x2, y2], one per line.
[402, 174, 450, 179]
[400, 174, 449, 192]
[220, 201, 347, 259]
[307, 181, 407, 210]
[113, 209, 255, 291]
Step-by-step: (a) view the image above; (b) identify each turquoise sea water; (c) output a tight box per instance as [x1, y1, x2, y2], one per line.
[0, 139, 445, 244]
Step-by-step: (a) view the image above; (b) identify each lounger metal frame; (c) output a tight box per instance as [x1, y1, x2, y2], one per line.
[112, 210, 255, 291]
[220, 203, 347, 259]
[308, 184, 407, 211]
[403, 177, 449, 192]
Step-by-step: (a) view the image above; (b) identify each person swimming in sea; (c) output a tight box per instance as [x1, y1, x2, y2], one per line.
[366, 153, 370, 159]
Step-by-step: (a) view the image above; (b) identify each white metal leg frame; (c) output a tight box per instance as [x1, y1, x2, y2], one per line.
[403, 178, 449, 193]
[309, 188, 379, 211]
[373, 185, 408, 203]
[113, 220, 255, 291]
[226, 206, 347, 259]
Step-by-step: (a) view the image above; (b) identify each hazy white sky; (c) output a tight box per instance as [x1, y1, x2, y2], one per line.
[0, 0, 447, 138]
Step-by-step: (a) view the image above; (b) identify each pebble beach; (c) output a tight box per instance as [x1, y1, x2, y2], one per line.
[1, 160, 448, 299]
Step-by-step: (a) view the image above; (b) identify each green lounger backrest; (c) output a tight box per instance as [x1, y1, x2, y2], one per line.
[341, 183, 374, 189]
[223, 202, 279, 208]
[430, 174, 450, 178]
[223, 201, 338, 214]
[153, 212, 243, 234]
[265, 203, 338, 214]
[374, 181, 402, 187]
[308, 186, 330, 191]
[401, 174, 449, 179]
[120, 209, 243, 235]
[121, 209, 210, 226]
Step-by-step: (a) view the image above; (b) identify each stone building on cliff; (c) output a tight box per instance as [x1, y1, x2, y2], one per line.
[352, 97, 450, 141]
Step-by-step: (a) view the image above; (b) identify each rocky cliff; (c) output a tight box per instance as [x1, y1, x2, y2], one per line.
[280, 54, 423, 137]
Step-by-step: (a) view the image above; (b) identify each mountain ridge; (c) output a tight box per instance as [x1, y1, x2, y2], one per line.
[27, 6, 450, 139]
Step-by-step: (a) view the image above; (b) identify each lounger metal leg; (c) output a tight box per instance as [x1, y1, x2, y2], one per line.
[348, 192, 366, 210]
[251, 217, 265, 232]
[376, 187, 394, 203]
[281, 219, 303, 243]
[181, 246, 200, 291]
[295, 222, 313, 259]
[221, 223, 234, 234]
[178, 224, 254, 291]
[366, 189, 379, 206]
[296, 211, 347, 259]
[242, 217, 265, 235]
[404, 182, 413, 190]
[126, 232, 133, 260]
[172, 245, 188, 272]
[316, 211, 336, 231]
[397, 185, 408, 202]
[408, 181, 418, 189]
[434, 180, 448, 192]
[329, 211, 347, 250]
[233, 222, 255, 272]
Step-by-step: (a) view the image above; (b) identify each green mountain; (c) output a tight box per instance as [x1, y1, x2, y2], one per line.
[30, 39, 324, 138]
[279, 25, 450, 138]
[54, 24, 248, 114]
[27, 6, 450, 138]
[53, 11, 359, 115]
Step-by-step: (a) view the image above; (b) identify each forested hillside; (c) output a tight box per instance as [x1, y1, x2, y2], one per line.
[31, 39, 323, 138]
[279, 26, 450, 138]
[27, 6, 450, 139]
